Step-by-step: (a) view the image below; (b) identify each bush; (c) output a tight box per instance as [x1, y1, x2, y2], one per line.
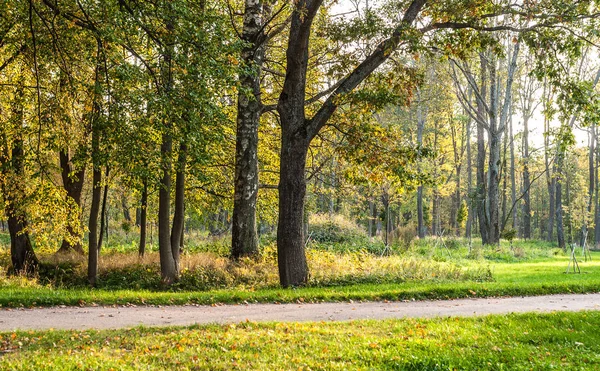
[309, 214, 368, 244]
[391, 225, 417, 250]
[308, 214, 388, 254]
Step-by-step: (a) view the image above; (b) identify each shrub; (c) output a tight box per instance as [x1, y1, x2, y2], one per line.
[309, 214, 369, 244]
[391, 225, 417, 250]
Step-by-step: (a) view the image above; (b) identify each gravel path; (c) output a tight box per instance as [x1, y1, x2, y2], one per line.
[1, 293, 599, 331]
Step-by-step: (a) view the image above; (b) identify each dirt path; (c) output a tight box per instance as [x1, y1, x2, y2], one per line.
[1, 293, 599, 331]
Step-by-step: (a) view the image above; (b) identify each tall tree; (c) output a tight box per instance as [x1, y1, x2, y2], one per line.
[231, 0, 271, 259]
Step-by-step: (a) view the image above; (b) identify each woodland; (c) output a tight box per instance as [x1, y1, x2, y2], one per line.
[1, 0, 600, 293]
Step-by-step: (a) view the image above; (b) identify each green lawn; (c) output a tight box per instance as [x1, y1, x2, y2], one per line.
[1, 251, 599, 308]
[1, 311, 598, 370]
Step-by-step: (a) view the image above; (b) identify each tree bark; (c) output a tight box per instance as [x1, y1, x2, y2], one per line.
[139, 180, 148, 257]
[87, 39, 105, 286]
[522, 113, 532, 239]
[416, 89, 426, 238]
[231, 0, 270, 259]
[476, 54, 489, 244]
[417, 186, 425, 237]
[170, 142, 186, 268]
[157, 10, 178, 284]
[58, 149, 86, 254]
[466, 105, 473, 238]
[277, 135, 310, 287]
[543, 81, 555, 242]
[368, 199, 377, 237]
[510, 115, 517, 230]
[583, 124, 594, 247]
[121, 192, 131, 223]
[1, 136, 38, 274]
[595, 124, 600, 248]
[158, 133, 177, 283]
[555, 160, 566, 250]
[97, 167, 109, 251]
[87, 165, 102, 286]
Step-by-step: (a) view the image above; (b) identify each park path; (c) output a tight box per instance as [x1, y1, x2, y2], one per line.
[1, 293, 599, 331]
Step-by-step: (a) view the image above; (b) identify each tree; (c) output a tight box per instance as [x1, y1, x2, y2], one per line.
[231, 0, 272, 259]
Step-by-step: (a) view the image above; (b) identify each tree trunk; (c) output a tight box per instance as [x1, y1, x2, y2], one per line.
[58, 149, 86, 254]
[547, 177, 556, 241]
[87, 165, 102, 286]
[276, 135, 310, 287]
[97, 167, 109, 251]
[432, 191, 441, 236]
[543, 81, 555, 242]
[158, 133, 177, 283]
[170, 142, 186, 268]
[158, 11, 178, 284]
[510, 115, 517, 230]
[595, 124, 600, 248]
[121, 192, 131, 223]
[522, 114, 531, 239]
[231, 0, 269, 259]
[417, 186, 425, 238]
[501, 120, 508, 231]
[556, 168, 566, 250]
[139, 180, 148, 257]
[416, 89, 426, 238]
[1, 135, 38, 274]
[466, 109, 473, 238]
[583, 124, 594, 247]
[476, 53, 489, 244]
[87, 39, 105, 286]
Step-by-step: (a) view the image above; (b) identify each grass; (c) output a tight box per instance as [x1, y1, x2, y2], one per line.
[0, 251, 599, 308]
[1, 232, 599, 308]
[1, 311, 599, 369]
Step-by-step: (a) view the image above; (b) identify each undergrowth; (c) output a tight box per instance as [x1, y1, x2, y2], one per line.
[0, 242, 492, 292]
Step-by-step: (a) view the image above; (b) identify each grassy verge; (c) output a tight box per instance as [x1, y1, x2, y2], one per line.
[1, 254, 599, 308]
[1, 311, 599, 370]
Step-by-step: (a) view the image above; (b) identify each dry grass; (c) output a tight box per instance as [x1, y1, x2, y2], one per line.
[1, 242, 492, 291]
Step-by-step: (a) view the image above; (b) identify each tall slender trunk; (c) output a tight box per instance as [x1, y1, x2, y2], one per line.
[583, 124, 595, 247]
[432, 191, 441, 235]
[522, 114, 531, 238]
[139, 180, 148, 257]
[58, 149, 86, 254]
[466, 109, 473, 238]
[417, 186, 425, 237]
[170, 142, 186, 268]
[501, 118, 508, 231]
[231, 0, 269, 259]
[543, 81, 555, 241]
[88, 165, 102, 286]
[368, 199, 377, 237]
[158, 11, 178, 284]
[510, 115, 517, 230]
[158, 133, 177, 283]
[97, 167, 110, 251]
[87, 40, 104, 286]
[555, 157, 566, 250]
[595, 124, 600, 248]
[476, 53, 489, 244]
[565, 159, 573, 245]
[416, 89, 426, 238]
